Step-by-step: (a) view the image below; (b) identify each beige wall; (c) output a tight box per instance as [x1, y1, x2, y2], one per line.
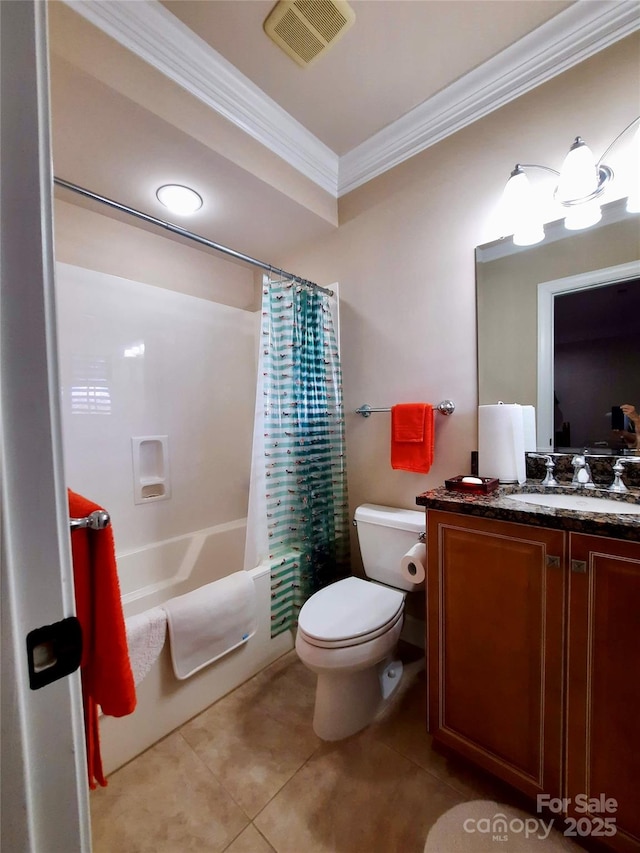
[277, 34, 640, 564]
[54, 198, 261, 310]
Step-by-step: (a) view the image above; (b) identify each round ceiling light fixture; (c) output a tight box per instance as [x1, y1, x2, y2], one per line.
[156, 184, 203, 215]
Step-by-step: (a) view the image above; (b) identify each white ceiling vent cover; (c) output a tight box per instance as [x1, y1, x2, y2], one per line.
[264, 1, 355, 68]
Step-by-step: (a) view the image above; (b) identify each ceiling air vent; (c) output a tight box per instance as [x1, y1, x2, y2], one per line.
[264, 1, 355, 68]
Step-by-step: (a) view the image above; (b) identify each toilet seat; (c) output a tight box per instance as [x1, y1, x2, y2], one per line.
[297, 576, 404, 649]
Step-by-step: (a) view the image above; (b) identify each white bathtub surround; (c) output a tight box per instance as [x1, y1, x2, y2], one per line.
[164, 571, 257, 680]
[55, 262, 257, 554]
[119, 519, 248, 616]
[125, 607, 167, 686]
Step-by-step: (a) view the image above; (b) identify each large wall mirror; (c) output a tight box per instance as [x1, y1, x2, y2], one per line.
[476, 199, 640, 453]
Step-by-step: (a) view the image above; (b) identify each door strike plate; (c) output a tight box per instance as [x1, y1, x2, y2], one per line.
[26, 616, 83, 690]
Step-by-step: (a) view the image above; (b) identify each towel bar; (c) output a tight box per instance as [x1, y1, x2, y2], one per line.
[355, 400, 455, 417]
[69, 510, 111, 531]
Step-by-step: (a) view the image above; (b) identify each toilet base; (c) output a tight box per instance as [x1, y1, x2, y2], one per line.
[312, 657, 403, 740]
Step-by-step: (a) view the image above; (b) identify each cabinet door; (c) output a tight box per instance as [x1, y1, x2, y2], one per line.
[427, 511, 565, 799]
[566, 534, 640, 853]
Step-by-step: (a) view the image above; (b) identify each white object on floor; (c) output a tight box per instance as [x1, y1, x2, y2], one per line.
[164, 570, 257, 680]
[125, 606, 167, 685]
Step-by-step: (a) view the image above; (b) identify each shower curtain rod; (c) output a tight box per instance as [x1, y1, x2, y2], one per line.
[53, 177, 333, 297]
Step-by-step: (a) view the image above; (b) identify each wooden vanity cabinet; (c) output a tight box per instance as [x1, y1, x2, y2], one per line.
[425, 511, 565, 800]
[565, 533, 640, 853]
[426, 511, 640, 852]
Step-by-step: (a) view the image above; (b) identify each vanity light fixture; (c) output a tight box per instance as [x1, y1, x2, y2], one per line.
[502, 115, 640, 246]
[155, 184, 203, 215]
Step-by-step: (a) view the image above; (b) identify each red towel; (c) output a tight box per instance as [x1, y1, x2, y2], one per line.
[391, 403, 435, 474]
[68, 489, 136, 789]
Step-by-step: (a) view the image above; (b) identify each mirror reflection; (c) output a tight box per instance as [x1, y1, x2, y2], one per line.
[553, 280, 640, 451]
[476, 199, 640, 453]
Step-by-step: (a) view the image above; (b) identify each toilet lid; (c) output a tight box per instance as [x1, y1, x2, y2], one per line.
[298, 576, 404, 644]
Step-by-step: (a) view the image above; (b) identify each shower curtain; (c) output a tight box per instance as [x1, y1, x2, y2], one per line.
[245, 276, 349, 638]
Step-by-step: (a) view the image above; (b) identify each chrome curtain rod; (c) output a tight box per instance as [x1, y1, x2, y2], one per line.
[53, 177, 333, 297]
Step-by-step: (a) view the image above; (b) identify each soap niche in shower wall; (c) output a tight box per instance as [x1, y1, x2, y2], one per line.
[131, 436, 170, 504]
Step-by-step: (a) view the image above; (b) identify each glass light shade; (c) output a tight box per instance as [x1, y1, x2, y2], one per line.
[556, 138, 599, 204]
[156, 184, 203, 215]
[502, 169, 545, 246]
[564, 198, 602, 230]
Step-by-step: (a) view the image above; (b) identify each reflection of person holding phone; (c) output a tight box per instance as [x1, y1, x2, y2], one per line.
[615, 404, 640, 449]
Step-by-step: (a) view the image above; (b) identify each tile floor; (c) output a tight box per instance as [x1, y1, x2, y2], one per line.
[90, 646, 577, 853]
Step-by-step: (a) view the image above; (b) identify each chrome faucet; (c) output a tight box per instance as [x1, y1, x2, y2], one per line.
[529, 453, 559, 487]
[571, 453, 595, 488]
[608, 456, 640, 493]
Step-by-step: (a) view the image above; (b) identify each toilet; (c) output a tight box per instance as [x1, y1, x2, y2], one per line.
[295, 503, 425, 741]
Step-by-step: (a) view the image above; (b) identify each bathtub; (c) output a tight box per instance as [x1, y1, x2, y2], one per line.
[100, 519, 294, 775]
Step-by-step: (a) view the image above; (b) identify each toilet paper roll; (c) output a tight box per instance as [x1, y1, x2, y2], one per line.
[400, 543, 426, 585]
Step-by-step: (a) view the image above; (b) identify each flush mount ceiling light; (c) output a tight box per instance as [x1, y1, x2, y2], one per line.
[156, 184, 203, 215]
[501, 116, 640, 246]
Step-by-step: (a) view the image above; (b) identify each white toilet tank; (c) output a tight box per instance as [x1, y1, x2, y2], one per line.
[354, 503, 425, 592]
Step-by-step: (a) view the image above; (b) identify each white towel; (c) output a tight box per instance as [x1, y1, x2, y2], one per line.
[163, 571, 257, 680]
[125, 607, 167, 686]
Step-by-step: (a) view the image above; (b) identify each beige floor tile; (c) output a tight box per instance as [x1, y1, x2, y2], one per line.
[224, 824, 276, 853]
[368, 666, 520, 804]
[180, 653, 322, 818]
[254, 734, 464, 853]
[90, 731, 248, 853]
[226, 650, 318, 728]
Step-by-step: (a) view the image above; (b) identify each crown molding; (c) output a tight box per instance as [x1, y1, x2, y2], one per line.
[339, 0, 640, 195]
[64, 0, 639, 201]
[63, 0, 340, 196]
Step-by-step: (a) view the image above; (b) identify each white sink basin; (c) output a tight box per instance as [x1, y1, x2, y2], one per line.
[510, 492, 640, 515]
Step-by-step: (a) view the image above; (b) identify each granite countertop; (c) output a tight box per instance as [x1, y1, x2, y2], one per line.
[416, 483, 640, 542]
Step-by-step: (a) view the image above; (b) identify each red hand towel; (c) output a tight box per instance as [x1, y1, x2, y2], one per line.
[68, 489, 136, 789]
[391, 403, 435, 474]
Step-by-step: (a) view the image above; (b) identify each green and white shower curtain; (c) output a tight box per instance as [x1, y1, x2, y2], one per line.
[245, 276, 350, 638]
